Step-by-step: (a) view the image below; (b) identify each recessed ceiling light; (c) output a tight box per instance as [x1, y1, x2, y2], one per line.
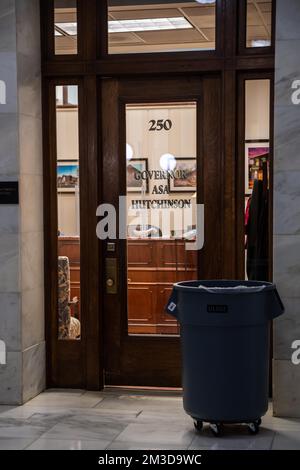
[251, 39, 271, 47]
[195, 0, 216, 4]
[55, 23, 77, 36]
[108, 17, 193, 34]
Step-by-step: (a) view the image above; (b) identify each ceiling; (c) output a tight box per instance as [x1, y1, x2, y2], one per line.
[54, 0, 272, 55]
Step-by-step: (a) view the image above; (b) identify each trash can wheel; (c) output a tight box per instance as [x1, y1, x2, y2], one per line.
[247, 421, 261, 435]
[209, 423, 223, 437]
[193, 420, 203, 432]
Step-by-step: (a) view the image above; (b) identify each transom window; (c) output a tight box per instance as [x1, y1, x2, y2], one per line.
[246, 0, 272, 48]
[107, 0, 216, 54]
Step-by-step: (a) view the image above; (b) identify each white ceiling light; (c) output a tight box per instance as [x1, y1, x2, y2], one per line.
[55, 23, 77, 36]
[251, 39, 271, 48]
[160, 154, 176, 172]
[108, 17, 192, 34]
[196, 0, 216, 5]
[195, 0, 216, 4]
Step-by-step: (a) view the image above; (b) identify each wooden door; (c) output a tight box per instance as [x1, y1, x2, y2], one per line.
[101, 76, 222, 387]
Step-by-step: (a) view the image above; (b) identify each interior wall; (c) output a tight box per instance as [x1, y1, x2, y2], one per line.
[57, 108, 79, 236]
[245, 80, 270, 140]
[0, 0, 45, 405]
[57, 109, 79, 160]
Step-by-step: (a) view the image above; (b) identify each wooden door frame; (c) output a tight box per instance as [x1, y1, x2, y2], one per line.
[101, 75, 222, 387]
[41, 0, 275, 389]
[43, 76, 102, 389]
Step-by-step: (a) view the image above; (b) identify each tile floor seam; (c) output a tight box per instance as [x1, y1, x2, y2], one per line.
[29, 412, 135, 442]
[27, 435, 115, 442]
[23, 436, 41, 451]
[27, 413, 73, 442]
[104, 440, 113, 450]
[91, 399, 105, 409]
[107, 421, 137, 448]
[270, 430, 277, 450]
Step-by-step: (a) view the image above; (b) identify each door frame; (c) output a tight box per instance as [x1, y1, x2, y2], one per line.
[41, 0, 276, 390]
[43, 76, 102, 389]
[101, 75, 223, 387]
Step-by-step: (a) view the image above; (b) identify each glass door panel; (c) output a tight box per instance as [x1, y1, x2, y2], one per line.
[126, 102, 198, 336]
[55, 85, 81, 340]
[244, 79, 271, 281]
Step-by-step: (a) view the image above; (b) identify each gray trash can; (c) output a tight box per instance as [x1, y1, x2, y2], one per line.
[166, 280, 284, 436]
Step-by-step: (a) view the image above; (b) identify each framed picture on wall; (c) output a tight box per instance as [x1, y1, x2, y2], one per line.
[127, 158, 149, 193]
[57, 161, 79, 193]
[168, 158, 197, 193]
[245, 143, 269, 195]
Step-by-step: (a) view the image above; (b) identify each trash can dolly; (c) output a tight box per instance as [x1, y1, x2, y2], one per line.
[166, 280, 285, 437]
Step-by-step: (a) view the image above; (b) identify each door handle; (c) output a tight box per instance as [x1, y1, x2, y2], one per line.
[106, 258, 118, 294]
[106, 278, 115, 288]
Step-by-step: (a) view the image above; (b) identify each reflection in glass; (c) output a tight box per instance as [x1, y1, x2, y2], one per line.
[108, 1, 216, 54]
[56, 85, 78, 107]
[56, 85, 81, 340]
[126, 103, 198, 335]
[244, 80, 270, 282]
[54, 0, 78, 55]
[246, 0, 272, 48]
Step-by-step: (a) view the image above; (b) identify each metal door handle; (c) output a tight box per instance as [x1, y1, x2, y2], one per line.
[106, 278, 114, 288]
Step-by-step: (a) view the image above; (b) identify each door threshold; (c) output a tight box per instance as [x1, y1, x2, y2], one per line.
[104, 385, 182, 396]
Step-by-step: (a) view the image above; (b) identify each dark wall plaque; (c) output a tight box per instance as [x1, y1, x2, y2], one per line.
[0, 182, 19, 204]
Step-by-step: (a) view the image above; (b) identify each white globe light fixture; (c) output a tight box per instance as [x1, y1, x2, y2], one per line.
[160, 153, 176, 172]
[126, 143, 134, 161]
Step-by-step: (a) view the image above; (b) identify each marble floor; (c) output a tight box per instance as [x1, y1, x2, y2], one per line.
[0, 389, 299, 450]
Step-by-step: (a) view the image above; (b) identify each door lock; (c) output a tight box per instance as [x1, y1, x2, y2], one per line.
[105, 258, 118, 294]
[106, 278, 114, 288]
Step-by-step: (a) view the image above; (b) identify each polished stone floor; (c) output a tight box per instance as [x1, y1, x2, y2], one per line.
[0, 389, 299, 450]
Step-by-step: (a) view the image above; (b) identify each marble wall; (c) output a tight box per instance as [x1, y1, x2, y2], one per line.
[0, 0, 45, 404]
[273, 0, 300, 417]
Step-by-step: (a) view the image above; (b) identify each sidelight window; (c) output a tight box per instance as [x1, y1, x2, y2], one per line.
[56, 85, 81, 340]
[244, 79, 271, 281]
